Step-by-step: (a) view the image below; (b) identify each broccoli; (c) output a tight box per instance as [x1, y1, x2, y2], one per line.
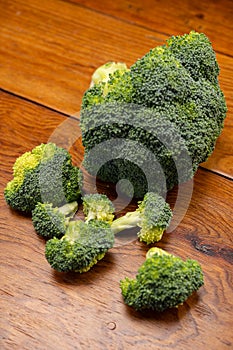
[82, 62, 133, 109]
[4, 143, 83, 212]
[90, 61, 128, 87]
[120, 247, 204, 311]
[32, 201, 78, 239]
[82, 193, 115, 224]
[45, 219, 114, 273]
[111, 192, 172, 244]
[80, 31, 227, 198]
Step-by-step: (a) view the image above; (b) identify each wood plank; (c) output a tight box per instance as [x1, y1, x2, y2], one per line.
[70, 0, 233, 57]
[1, 91, 233, 349]
[0, 0, 232, 178]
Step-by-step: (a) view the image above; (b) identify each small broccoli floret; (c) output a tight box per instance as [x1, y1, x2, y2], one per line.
[82, 193, 115, 224]
[4, 143, 82, 212]
[111, 192, 172, 244]
[32, 201, 78, 239]
[120, 247, 204, 311]
[45, 220, 114, 273]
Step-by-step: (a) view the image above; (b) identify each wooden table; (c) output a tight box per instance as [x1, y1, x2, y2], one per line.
[1, 1, 233, 349]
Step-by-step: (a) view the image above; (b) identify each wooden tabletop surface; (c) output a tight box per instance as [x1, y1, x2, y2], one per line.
[1, 1, 233, 349]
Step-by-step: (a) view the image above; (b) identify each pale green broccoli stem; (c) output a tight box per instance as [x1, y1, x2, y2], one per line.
[58, 201, 78, 224]
[111, 211, 141, 234]
[61, 220, 81, 243]
[146, 247, 170, 259]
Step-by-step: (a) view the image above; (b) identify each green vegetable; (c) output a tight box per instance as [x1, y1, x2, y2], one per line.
[32, 201, 78, 239]
[111, 192, 172, 244]
[82, 193, 115, 224]
[4, 143, 82, 212]
[120, 247, 204, 311]
[45, 220, 114, 273]
[80, 31, 227, 198]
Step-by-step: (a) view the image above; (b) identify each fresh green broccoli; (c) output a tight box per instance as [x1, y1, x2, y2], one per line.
[32, 201, 78, 239]
[80, 31, 227, 198]
[111, 192, 172, 244]
[45, 219, 114, 273]
[82, 193, 115, 224]
[4, 143, 83, 212]
[120, 247, 204, 311]
[166, 31, 219, 84]
[90, 61, 128, 87]
[82, 62, 133, 109]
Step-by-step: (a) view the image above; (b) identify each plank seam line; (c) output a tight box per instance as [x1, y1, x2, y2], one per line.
[199, 165, 233, 182]
[0, 88, 80, 122]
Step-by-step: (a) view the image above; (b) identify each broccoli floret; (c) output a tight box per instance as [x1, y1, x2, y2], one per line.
[32, 201, 78, 239]
[166, 31, 219, 84]
[80, 31, 227, 198]
[45, 220, 114, 273]
[130, 45, 193, 108]
[4, 143, 82, 212]
[82, 193, 115, 224]
[111, 192, 172, 244]
[82, 62, 133, 109]
[120, 247, 204, 311]
[90, 61, 128, 87]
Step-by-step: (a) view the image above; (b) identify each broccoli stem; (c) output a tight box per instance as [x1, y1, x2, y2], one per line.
[58, 201, 78, 220]
[111, 212, 141, 234]
[61, 220, 82, 243]
[146, 247, 170, 259]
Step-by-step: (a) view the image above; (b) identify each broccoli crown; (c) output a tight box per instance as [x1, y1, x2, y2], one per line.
[4, 143, 82, 212]
[45, 220, 114, 273]
[120, 248, 204, 311]
[130, 46, 193, 108]
[166, 31, 219, 84]
[80, 31, 227, 198]
[32, 201, 78, 239]
[111, 192, 172, 244]
[82, 193, 115, 224]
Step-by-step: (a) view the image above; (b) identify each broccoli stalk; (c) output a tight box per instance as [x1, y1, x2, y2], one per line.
[120, 247, 204, 311]
[111, 192, 172, 244]
[82, 193, 115, 224]
[45, 219, 115, 273]
[32, 201, 78, 239]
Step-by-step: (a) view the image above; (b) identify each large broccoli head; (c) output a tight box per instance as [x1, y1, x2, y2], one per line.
[120, 247, 204, 311]
[45, 220, 115, 273]
[4, 143, 83, 212]
[80, 31, 227, 198]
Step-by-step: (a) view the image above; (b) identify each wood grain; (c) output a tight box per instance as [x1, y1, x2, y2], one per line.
[1, 91, 233, 350]
[0, 0, 232, 179]
[72, 0, 233, 57]
[1, 0, 233, 349]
